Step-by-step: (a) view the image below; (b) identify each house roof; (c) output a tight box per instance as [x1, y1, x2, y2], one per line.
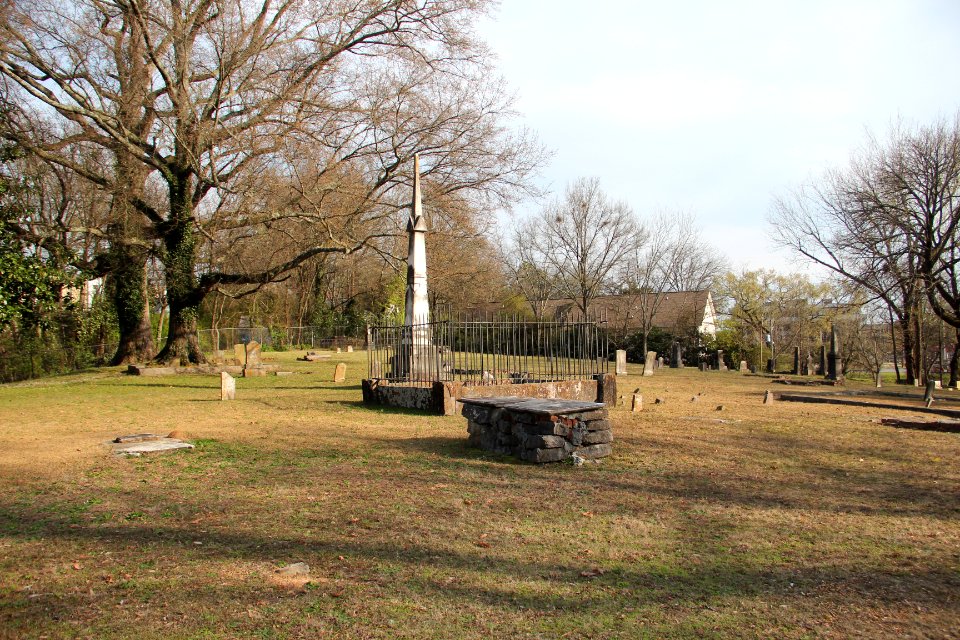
[540, 290, 712, 331]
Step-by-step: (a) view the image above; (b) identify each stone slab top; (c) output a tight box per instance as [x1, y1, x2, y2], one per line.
[459, 396, 605, 416]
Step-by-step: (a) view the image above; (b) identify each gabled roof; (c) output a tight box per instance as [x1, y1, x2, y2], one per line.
[540, 290, 712, 331]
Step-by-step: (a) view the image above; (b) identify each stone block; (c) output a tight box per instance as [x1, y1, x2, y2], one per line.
[583, 418, 610, 432]
[615, 349, 627, 375]
[243, 367, 266, 377]
[577, 408, 608, 422]
[221, 371, 235, 400]
[127, 364, 176, 376]
[576, 443, 612, 460]
[582, 429, 613, 445]
[520, 446, 570, 463]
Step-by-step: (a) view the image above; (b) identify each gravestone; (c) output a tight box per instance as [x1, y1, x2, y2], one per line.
[221, 371, 235, 401]
[334, 362, 347, 383]
[631, 393, 642, 412]
[336, 347, 342, 353]
[245, 341, 262, 366]
[670, 342, 683, 368]
[616, 349, 627, 375]
[766, 358, 775, 373]
[643, 351, 656, 376]
[233, 343, 245, 363]
[805, 353, 815, 376]
[347, 345, 354, 353]
[792, 347, 801, 375]
[657, 356, 664, 369]
[716, 349, 726, 371]
[819, 345, 827, 377]
[763, 390, 774, 405]
[739, 360, 749, 372]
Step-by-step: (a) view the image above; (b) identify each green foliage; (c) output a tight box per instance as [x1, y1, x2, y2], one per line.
[0, 186, 73, 331]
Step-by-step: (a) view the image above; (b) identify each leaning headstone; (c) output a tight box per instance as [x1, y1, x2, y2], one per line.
[643, 351, 656, 376]
[221, 371, 235, 401]
[245, 341, 262, 366]
[616, 349, 627, 375]
[631, 393, 642, 412]
[334, 362, 346, 383]
[347, 345, 354, 353]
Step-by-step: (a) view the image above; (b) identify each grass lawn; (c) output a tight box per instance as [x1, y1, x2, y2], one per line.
[0, 352, 957, 639]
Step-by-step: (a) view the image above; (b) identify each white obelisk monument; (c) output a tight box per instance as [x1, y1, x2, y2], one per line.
[402, 155, 432, 377]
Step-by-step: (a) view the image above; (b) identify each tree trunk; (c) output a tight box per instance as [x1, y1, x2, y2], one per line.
[949, 328, 959, 389]
[900, 313, 917, 385]
[155, 180, 205, 365]
[110, 253, 154, 365]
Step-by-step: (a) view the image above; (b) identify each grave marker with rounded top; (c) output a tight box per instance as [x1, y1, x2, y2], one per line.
[334, 362, 347, 382]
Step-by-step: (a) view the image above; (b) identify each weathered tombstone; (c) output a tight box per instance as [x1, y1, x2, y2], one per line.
[805, 353, 815, 376]
[739, 360, 749, 373]
[763, 390, 774, 405]
[934, 380, 942, 390]
[643, 351, 656, 376]
[657, 356, 664, 369]
[700, 362, 709, 372]
[819, 345, 827, 377]
[716, 349, 726, 371]
[245, 340, 262, 366]
[233, 343, 245, 363]
[792, 347, 801, 375]
[334, 362, 347, 383]
[670, 342, 683, 368]
[766, 358, 775, 373]
[336, 347, 342, 353]
[631, 393, 642, 412]
[616, 349, 627, 375]
[221, 371, 235, 401]
[347, 345, 354, 353]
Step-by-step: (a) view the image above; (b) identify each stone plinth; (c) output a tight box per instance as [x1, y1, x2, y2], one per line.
[461, 397, 612, 463]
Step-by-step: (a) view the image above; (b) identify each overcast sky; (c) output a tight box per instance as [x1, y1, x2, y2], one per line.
[477, 0, 960, 273]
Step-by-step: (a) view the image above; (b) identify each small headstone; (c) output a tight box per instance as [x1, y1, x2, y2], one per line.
[336, 347, 342, 353]
[934, 380, 942, 389]
[654, 397, 664, 405]
[221, 371, 235, 401]
[616, 349, 627, 375]
[347, 345, 354, 353]
[739, 360, 749, 373]
[805, 354, 815, 376]
[334, 362, 347, 383]
[643, 351, 656, 377]
[715, 404, 724, 411]
[700, 362, 709, 372]
[657, 356, 664, 369]
[631, 393, 642, 412]
[763, 390, 774, 405]
[234, 343, 245, 363]
[243, 367, 266, 377]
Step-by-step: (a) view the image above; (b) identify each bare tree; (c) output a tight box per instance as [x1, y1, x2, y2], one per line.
[521, 177, 645, 316]
[618, 211, 726, 354]
[0, 0, 544, 364]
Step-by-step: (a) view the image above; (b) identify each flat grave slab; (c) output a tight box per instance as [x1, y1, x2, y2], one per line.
[110, 434, 194, 457]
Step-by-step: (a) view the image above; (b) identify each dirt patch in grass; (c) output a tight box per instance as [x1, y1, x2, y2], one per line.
[0, 353, 958, 638]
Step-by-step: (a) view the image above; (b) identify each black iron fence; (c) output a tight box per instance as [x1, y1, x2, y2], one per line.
[367, 314, 610, 385]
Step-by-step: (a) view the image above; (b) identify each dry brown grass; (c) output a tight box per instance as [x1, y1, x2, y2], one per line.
[0, 352, 958, 639]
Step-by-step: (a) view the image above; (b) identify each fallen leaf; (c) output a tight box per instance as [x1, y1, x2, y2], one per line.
[72, 563, 81, 571]
[580, 568, 605, 578]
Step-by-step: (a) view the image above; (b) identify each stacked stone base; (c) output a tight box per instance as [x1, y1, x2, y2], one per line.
[462, 397, 612, 463]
